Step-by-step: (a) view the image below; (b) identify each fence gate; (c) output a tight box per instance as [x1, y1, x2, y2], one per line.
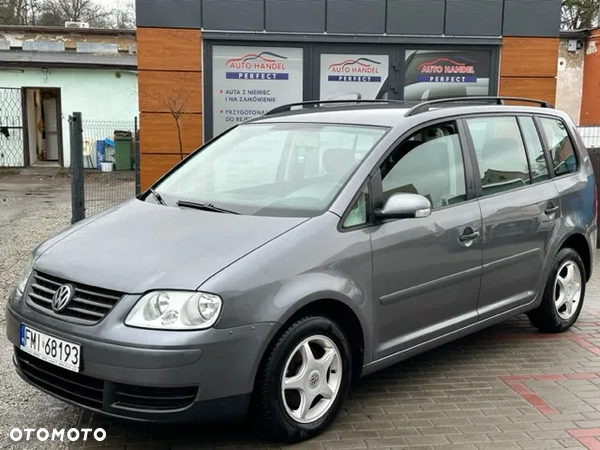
[0, 88, 24, 167]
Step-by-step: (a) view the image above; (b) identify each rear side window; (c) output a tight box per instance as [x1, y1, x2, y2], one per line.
[465, 116, 530, 196]
[538, 117, 579, 176]
[518, 116, 549, 184]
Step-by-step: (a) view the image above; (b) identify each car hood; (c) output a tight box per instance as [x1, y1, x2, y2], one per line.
[34, 198, 307, 293]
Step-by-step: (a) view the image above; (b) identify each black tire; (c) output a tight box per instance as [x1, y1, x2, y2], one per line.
[527, 248, 586, 333]
[256, 315, 352, 443]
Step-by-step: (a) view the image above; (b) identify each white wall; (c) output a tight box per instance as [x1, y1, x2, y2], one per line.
[1, 67, 138, 167]
[556, 39, 585, 126]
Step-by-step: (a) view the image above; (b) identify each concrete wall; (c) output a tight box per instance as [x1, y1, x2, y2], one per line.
[0, 28, 136, 54]
[0, 68, 138, 167]
[556, 38, 585, 125]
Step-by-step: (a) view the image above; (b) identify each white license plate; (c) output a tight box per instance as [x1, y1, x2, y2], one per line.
[19, 324, 81, 372]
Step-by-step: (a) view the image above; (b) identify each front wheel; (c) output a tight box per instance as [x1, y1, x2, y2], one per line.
[256, 316, 352, 442]
[527, 248, 586, 333]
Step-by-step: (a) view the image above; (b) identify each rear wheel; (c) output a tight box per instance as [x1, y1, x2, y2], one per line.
[527, 248, 586, 333]
[256, 316, 352, 442]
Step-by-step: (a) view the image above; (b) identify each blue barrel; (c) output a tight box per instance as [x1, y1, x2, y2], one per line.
[96, 140, 106, 169]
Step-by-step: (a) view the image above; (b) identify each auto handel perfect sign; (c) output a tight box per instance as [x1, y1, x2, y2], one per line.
[320, 54, 389, 101]
[212, 46, 303, 136]
[403, 50, 491, 101]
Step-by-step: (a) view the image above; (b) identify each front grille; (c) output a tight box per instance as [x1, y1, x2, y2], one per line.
[114, 384, 198, 411]
[26, 271, 123, 325]
[16, 349, 104, 409]
[16, 349, 198, 413]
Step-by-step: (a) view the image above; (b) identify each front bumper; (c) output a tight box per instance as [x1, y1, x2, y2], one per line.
[6, 304, 279, 422]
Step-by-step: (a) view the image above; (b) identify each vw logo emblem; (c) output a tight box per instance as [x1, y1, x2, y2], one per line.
[52, 284, 74, 312]
[309, 372, 320, 388]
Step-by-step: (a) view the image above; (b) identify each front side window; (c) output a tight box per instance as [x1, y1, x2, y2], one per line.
[539, 117, 579, 176]
[465, 116, 530, 196]
[343, 185, 370, 229]
[380, 121, 467, 209]
[153, 123, 388, 217]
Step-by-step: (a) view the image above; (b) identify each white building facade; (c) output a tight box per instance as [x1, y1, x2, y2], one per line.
[0, 26, 137, 168]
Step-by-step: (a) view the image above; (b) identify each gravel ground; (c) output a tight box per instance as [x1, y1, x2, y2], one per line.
[0, 173, 80, 450]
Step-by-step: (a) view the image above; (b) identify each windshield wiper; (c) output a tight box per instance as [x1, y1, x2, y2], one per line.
[176, 200, 239, 215]
[149, 188, 166, 206]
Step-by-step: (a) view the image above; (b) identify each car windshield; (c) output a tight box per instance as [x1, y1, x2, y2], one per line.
[151, 122, 388, 217]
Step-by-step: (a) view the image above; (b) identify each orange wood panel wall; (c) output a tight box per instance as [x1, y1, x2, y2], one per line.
[137, 27, 203, 190]
[499, 37, 559, 106]
[580, 30, 600, 126]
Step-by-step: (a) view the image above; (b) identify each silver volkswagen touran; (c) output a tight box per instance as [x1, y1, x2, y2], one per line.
[6, 97, 597, 442]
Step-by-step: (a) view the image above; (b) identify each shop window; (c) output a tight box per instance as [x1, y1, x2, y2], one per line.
[319, 53, 390, 101]
[211, 45, 304, 137]
[403, 49, 492, 102]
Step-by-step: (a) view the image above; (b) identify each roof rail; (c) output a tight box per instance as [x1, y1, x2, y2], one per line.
[264, 99, 408, 116]
[404, 96, 554, 117]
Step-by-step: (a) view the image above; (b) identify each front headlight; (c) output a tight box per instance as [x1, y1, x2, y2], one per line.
[125, 291, 223, 330]
[15, 256, 35, 299]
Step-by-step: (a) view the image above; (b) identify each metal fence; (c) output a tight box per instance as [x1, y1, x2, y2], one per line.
[69, 112, 140, 223]
[577, 126, 600, 148]
[0, 87, 24, 167]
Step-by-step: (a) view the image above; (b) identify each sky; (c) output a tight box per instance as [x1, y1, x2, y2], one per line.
[97, 0, 122, 6]
[96, 0, 134, 10]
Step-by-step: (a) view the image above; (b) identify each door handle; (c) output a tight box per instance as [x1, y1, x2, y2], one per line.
[545, 205, 559, 215]
[460, 230, 480, 242]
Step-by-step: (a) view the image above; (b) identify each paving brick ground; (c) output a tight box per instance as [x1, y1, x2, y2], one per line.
[67, 255, 600, 450]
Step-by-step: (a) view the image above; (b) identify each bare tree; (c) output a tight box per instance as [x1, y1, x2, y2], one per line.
[140, 88, 196, 161]
[111, 0, 134, 29]
[0, 0, 37, 25]
[165, 90, 194, 161]
[0, 0, 135, 28]
[562, 0, 600, 29]
[37, 0, 111, 27]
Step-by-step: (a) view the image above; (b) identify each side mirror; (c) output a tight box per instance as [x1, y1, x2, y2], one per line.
[375, 193, 432, 220]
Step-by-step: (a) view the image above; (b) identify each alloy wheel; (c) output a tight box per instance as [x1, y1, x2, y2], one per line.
[554, 260, 582, 320]
[281, 335, 342, 424]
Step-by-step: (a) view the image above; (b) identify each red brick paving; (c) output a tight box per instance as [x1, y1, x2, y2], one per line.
[568, 429, 600, 449]
[500, 375, 559, 414]
[72, 257, 600, 449]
